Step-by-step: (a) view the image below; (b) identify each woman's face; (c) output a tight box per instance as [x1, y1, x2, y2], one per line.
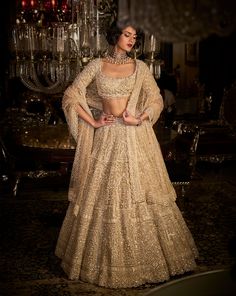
[116, 26, 137, 53]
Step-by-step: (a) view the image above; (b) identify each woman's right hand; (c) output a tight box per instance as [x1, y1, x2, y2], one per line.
[93, 113, 116, 128]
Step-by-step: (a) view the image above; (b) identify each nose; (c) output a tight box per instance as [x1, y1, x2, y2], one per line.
[129, 35, 136, 43]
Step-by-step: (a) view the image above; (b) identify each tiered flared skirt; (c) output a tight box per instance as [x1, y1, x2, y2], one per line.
[55, 120, 198, 288]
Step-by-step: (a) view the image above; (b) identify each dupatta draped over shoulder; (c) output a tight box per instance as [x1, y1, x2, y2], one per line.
[57, 59, 198, 288]
[62, 58, 164, 215]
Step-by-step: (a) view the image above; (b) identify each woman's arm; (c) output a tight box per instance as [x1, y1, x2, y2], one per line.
[122, 63, 163, 126]
[140, 63, 164, 125]
[62, 59, 99, 112]
[122, 109, 149, 126]
[75, 104, 115, 128]
[62, 59, 115, 130]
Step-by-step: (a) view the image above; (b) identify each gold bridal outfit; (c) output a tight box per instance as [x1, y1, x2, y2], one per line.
[55, 58, 198, 288]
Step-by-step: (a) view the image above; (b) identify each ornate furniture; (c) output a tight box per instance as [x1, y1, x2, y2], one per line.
[0, 136, 75, 196]
[196, 81, 236, 163]
[172, 81, 236, 165]
[0, 106, 76, 196]
[1, 108, 181, 197]
[162, 122, 200, 197]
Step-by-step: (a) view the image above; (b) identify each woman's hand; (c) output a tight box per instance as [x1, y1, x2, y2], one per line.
[122, 110, 141, 126]
[93, 113, 116, 128]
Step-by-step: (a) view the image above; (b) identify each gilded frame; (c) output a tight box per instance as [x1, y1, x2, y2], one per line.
[185, 42, 199, 66]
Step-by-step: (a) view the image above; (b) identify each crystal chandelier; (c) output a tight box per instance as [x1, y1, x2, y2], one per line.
[10, 0, 116, 94]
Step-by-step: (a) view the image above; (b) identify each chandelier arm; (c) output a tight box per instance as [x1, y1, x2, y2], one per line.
[31, 62, 69, 91]
[11, 0, 117, 94]
[20, 74, 66, 94]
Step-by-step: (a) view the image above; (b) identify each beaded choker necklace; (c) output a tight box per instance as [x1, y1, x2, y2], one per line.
[105, 50, 131, 65]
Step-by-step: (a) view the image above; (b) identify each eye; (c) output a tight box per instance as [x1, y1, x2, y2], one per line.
[124, 33, 130, 38]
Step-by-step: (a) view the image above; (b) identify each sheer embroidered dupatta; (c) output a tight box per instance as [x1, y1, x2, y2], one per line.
[62, 59, 164, 215]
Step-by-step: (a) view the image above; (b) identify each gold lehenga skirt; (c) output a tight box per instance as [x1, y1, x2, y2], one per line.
[55, 119, 198, 288]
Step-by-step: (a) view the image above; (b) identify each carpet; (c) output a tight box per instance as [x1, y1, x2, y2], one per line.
[0, 177, 236, 295]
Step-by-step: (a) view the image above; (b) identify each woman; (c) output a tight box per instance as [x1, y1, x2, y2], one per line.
[55, 21, 198, 288]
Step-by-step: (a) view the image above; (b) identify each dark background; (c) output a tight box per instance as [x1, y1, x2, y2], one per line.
[1, 1, 236, 119]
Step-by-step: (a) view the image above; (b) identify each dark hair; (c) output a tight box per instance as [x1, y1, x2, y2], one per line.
[106, 20, 143, 47]
[106, 21, 123, 46]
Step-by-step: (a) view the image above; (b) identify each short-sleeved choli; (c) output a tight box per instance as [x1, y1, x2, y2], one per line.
[96, 62, 137, 99]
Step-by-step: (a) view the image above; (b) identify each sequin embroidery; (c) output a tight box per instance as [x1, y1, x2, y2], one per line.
[96, 62, 137, 99]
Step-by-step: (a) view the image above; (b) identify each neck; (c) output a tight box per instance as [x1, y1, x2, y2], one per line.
[106, 47, 131, 64]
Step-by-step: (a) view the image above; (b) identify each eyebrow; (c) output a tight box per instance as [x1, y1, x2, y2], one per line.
[123, 30, 137, 36]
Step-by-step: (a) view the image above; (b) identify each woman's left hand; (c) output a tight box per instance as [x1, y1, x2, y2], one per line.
[122, 110, 140, 126]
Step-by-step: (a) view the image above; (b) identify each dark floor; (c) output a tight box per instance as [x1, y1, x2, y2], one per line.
[0, 160, 236, 296]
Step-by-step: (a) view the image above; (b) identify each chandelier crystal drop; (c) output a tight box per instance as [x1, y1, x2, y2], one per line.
[10, 0, 117, 94]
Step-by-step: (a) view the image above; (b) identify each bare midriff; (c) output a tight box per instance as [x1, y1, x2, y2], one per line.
[102, 97, 129, 117]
